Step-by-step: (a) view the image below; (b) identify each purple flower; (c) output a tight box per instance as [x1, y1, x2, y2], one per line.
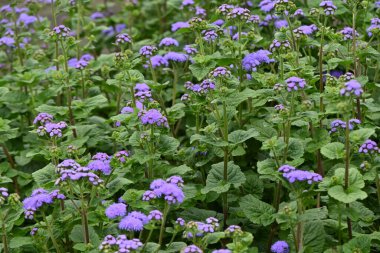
[181, 0, 194, 7]
[114, 150, 130, 163]
[139, 45, 157, 58]
[232, 32, 248, 40]
[146, 55, 169, 69]
[183, 245, 203, 253]
[142, 190, 157, 201]
[166, 176, 184, 187]
[99, 235, 116, 250]
[274, 19, 288, 29]
[248, 15, 260, 23]
[293, 24, 318, 37]
[359, 140, 380, 154]
[148, 210, 163, 221]
[0, 187, 8, 198]
[202, 30, 219, 42]
[339, 27, 359, 40]
[259, 0, 276, 12]
[227, 7, 250, 20]
[30, 227, 38, 236]
[184, 45, 198, 55]
[285, 77, 306, 91]
[22, 188, 65, 219]
[56, 167, 104, 186]
[134, 83, 150, 92]
[33, 112, 53, 125]
[90, 12, 104, 20]
[121, 106, 134, 114]
[217, 4, 234, 15]
[225, 225, 242, 234]
[17, 13, 37, 26]
[242, 50, 274, 72]
[115, 33, 132, 45]
[150, 179, 167, 189]
[130, 211, 149, 224]
[271, 241, 289, 253]
[176, 217, 186, 226]
[210, 67, 231, 78]
[274, 104, 285, 111]
[329, 119, 361, 133]
[164, 52, 189, 62]
[87, 160, 111, 175]
[44, 121, 67, 137]
[92, 152, 110, 161]
[319, 1, 337, 15]
[0, 37, 15, 47]
[283, 170, 323, 184]
[75, 60, 88, 70]
[171, 21, 190, 32]
[159, 37, 179, 47]
[199, 223, 215, 233]
[195, 6, 207, 17]
[278, 164, 296, 176]
[340, 80, 363, 97]
[138, 109, 169, 128]
[213, 19, 225, 26]
[105, 203, 127, 219]
[119, 216, 144, 231]
[293, 8, 304, 16]
[153, 183, 185, 204]
[57, 159, 81, 172]
[52, 25, 71, 37]
[269, 39, 291, 52]
[213, 250, 232, 253]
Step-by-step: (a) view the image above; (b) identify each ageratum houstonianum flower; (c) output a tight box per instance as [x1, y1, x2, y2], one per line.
[142, 190, 157, 201]
[182, 245, 203, 253]
[121, 106, 134, 114]
[30, 227, 38, 236]
[33, 112, 53, 125]
[0, 187, 8, 204]
[39, 121, 67, 137]
[329, 119, 361, 133]
[171, 21, 190, 32]
[176, 217, 186, 226]
[90, 12, 104, 20]
[99, 235, 143, 252]
[139, 45, 157, 58]
[282, 169, 323, 184]
[154, 183, 185, 204]
[285, 77, 307, 91]
[259, 0, 276, 12]
[114, 150, 130, 163]
[56, 166, 104, 186]
[138, 109, 169, 128]
[271, 241, 289, 253]
[293, 8, 304, 16]
[278, 164, 296, 176]
[269, 39, 291, 52]
[274, 104, 285, 111]
[367, 18, 380, 36]
[159, 37, 179, 47]
[148, 210, 163, 221]
[202, 30, 219, 42]
[145, 55, 169, 68]
[274, 19, 288, 29]
[22, 188, 65, 219]
[227, 7, 250, 20]
[217, 4, 234, 15]
[118, 211, 149, 231]
[184, 45, 198, 55]
[213, 250, 232, 253]
[242, 50, 274, 72]
[0, 37, 15, 47]
[105, 203, 127, 219]
[293, 24, 318, 38]
[87, 159, 111, 175]
[57, 159, 81, 172]
[340, 80, 363, 97]
[319, 1, 337, 15]
[359, 140, 380, 154]
[339, 27, 359, 40]
[210, 67, 231, 78]
[225, 225, 242, 235]
[196, 6, 207, 17]
[164, 52, 190, 62]
[115, 33, 132, 45]
[17, 13, 37, 26]
[166, 175, 184, 187]
[51, 25, 71, 38]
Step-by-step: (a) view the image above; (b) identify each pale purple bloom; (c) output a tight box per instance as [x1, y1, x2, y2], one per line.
[33, 112, 53, 125]
[269, 39, 291, 52]
[227, 7, 250, 20]
[181, 0, 194, 7]
[171, 21, 190, 32]
[217, 4, 234, 15]
[30, 227, 38, 236]
[150, 179, 167, 189]
[274, 104, 285, 111]
[105, 203, 127, 219]
[340, 27, 359, 40]
[87, 160, 111, 175]
[75, 60, 88, 70]
[293, 8, 304, 16]
[213, 250, 232, 253]
[242, 50, 274, 72]
[359, 140, 380, 154]
[146, 55, 169, 68]
[121, 106, 134, 114]
[210, 67, 231, 78]
[285, 77, 306, 91]
[274, 19, 288, 29]
[57, 159, 81, 172]
[340, 80, 363, 97]
[159, 37, 179, 47]
[232, 32, 248, 40]
[225, 225, 241, 234]
[52, 25, 71, 37]
[283, 170, 323, 184]
[166, 176, 184, 187]
[114, 150, 130, 163]
[213, 19, 225, 26]
[164, 52, 189, 62]
[115, 33, 132, 45]
[176, 218, 186, 226]
[184, 45, 198, 55]
[0, 187, 8, 198]
[320, 1, 337, 15]
[202, 30, 218, 42]
[119, 216, 144, 231]
[17, 13, 37, 26]
[138, 109, 169, 128]
[293, 24, 318, 37]
[0, 37, 15, 47]
[153, 183, 185, 204]
[142, 190, 157, 201]
[259, 0, 276, 12]
[271, 241, 289, 253]
[134, 83, 150, 92]
[248, 15, 260, 23]
[183, 245, 203, 253]
[139, 45, 157, 58]
[195, 6, 207, 17]
[90, 12, 104, 20]
[148, 210, 163, 221]
[44, 121, 67, 137]
[102, 24, 126, 37]
[278, 164, 296, 176]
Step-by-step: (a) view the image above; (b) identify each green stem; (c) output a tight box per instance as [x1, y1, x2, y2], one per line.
[375, 166, 380, 206]
[158, 204, 170, 246]
[172, 66, 178, 106]
[1, 215, 9, 253]
[42, 212, 62, 253]
[222, 101, 229, 226]
[296, 196, 304, 252]
[80, 189, 90, 244]
[344, 118, 353, 239]
[285, 15, 298, 65]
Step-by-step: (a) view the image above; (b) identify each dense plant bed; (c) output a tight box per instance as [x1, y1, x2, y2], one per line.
[0, 0, 380, 252]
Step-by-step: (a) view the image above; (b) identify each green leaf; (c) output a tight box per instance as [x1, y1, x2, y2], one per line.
[202, 161, 246, 194]
[239, 194, 275, 226]
[69, 225, 100, 245]
[106, 177, 133, 196]
[343, 235, 371, 253]
[320, 142, 345, 160]
[144, 242, 160, 252]
[32, 163, 56, 186]
[257, 159, 276, 175]
[228, 129, 259, 145]
[73, 243, 87, 251]
[202, 232, 225, 245]
[157, 135, 180, 155]
[35, 104, 68, 116]
[303, 221, 325, 253]
[189, 62, 216, 81]
[9, 237, 33, 249]
[328, 185, 367, 204]
[160, 242, 187, 253]
[191, 134, 228, 147]
[167, 165, 193, 176]
[349, 128, 375, 145]
[306, 129, 331, 153]
[287, 138, 305, 159]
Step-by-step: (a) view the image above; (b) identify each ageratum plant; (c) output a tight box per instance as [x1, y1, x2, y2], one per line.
[0, 0, 380, 252]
